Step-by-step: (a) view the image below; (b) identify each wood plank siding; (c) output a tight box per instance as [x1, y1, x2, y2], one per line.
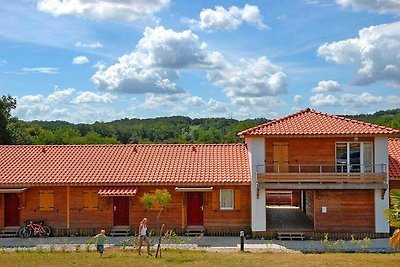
[0, 185, 251, 235]
[313, 190, 375, 232]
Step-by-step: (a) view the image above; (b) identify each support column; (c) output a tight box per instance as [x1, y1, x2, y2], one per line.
[246, 137, 266, 232]
[374, 137, 389, 233]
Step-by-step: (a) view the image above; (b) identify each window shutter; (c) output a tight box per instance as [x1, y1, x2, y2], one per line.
[235, 190, 241, 210]
[83, 191, 89, 209]
[91, 192, 98, 209]
[48, 191, 55, 210]
[212, 190, 219, 211]
[39, 191, 45, 210]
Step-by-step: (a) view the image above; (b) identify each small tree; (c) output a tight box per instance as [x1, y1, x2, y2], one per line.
[385, 190, 400, 250]
[140, 189, 172, 226]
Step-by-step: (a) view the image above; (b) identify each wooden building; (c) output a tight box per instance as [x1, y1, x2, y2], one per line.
[239, 108, 400, 238]
[0, 144, 251, 236]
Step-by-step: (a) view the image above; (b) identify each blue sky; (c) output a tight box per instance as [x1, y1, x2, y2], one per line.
[1, 0, 400, 123]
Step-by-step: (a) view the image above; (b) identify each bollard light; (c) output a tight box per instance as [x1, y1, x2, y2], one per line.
[240, 231, 244, 251]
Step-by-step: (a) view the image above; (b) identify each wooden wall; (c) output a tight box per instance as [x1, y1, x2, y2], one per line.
[1, 185, 251, 235]
[313, 190, 375, 232]
[265, 137, 374, 165]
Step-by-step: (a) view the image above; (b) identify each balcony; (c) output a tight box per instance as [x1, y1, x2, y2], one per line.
[256, 164, 387, 190]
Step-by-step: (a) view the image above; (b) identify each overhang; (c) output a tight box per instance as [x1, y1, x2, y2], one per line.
[97, 187, 138, 196]
[175, 187, 213, 192]
[0, 188, 29, 193]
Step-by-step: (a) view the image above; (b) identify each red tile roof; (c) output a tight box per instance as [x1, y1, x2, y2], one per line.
[238, 108, 400, 137]
[389, 138, 400, 180]
[98, 187, 138, 196]
[0, 144, 250, 186]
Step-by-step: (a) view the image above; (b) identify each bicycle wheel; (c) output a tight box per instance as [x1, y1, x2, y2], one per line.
[18, 226, 32, 238]
[40, 226, 52, 237]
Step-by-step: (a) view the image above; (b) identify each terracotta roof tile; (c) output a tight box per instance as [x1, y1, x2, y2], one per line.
[0, 144, 250, 186]
[389, 138, 400, 180]
[238, 108, 400, 137]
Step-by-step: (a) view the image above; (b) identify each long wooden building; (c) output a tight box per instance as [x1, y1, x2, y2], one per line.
[0, 144, 251, 236]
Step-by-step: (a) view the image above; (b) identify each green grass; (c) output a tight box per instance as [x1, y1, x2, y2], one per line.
[0, 250, 398, 267]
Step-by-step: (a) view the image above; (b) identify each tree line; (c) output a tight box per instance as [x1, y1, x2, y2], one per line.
[1, 94, 400, 145]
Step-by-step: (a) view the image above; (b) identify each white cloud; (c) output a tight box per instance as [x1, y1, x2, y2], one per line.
[311, 80, 342, 93]
[72, 56, 89, 65]
[318, 22, 400, 86]
[13, 88, 124, 123]
[48, 87, 75, 103]
[91, 26, 216, 94]
[208, 56, 288, 104]
[293, 95, 304, 105]
[184, 96, 206, 106]
[207, 98, 228, 114]
[183, 4, 267, 31]
[71, 91, 116, 104]
[341, 92, 383, 106]
[336, 0, 400, 15]
[75, 41, 103, 48]
[37, 0, 170, 22]
[21, 67, 59, 74]
[310, 92, 384, 107]
[310, 94, 340, 106]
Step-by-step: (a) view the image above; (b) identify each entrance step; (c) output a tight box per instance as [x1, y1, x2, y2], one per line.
[110, 226, 130, 237]
[185, 226, 205, 236]
[0, 227, 19, 238]
[277, 232, 305, 240]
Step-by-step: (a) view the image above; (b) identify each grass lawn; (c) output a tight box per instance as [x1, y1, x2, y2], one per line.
[0, 249, 398, 267]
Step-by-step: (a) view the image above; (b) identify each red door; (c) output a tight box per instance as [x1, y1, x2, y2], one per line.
[113, 197, 129, 226]
[187, 192, 203, 225]
[5, 193, 20, 227]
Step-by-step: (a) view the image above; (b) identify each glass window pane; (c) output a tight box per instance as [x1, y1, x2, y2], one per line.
[220, 189, 234, 209]
[349, 143, 360, 173]
[336, 143, 347, 173]
[363, 143, 373, 172]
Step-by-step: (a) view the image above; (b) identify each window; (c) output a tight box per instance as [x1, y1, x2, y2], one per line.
[220, 189, 234, 210]
[83, 191, 98, 210]
[336, 142, 373, 173]
[39, 191, 54, 211]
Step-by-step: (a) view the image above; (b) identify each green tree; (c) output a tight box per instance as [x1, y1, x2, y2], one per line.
[385, 190, 400, 250]
[0, 95, 17, 144]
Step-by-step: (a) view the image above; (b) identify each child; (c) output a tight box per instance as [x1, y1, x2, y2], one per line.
[94, 229, 107, 257]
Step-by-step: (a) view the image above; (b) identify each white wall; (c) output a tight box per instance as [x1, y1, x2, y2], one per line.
[246, 137, 266, 231]
[374, 137, 389, 233]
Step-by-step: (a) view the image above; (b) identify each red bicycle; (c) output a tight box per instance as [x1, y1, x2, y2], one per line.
[18, 220, 52, 238]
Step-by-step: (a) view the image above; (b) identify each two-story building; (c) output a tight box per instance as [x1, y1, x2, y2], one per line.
[239, 108, 400, 238]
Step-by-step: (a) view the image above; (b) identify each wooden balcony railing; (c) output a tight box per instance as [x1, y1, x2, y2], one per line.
[256, 164, 387, 184]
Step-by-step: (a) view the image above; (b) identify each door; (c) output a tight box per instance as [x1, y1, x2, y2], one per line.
[113, 197, 129, 226]
[273, 142, 289, 173]
[187, 192, 203, 225]
[4, 193, 20, 227]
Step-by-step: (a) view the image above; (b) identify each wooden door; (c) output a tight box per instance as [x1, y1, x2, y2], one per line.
[113, 197, 129, 226]
[187, 192, 203, 225]
[273, 142, 289, 173]
[4, 193, 20, 227]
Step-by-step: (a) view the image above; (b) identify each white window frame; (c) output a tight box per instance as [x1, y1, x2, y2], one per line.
[220, 189, 234, 210]
[335, 142, 373, 173]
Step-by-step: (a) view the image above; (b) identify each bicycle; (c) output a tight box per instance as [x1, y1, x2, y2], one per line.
[18, 220, 52, 238]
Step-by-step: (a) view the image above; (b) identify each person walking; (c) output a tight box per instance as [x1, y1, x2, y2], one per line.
[138, 218, 152, 256]
[93, 229, 107, 257]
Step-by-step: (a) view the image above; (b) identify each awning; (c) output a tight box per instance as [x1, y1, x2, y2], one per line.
[0, 188, 29, 193]
[175, 187, 213, 192]
[98, 187, 138, 196]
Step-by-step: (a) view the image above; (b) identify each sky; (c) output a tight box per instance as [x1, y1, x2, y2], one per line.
[1, 0, 400, 123]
